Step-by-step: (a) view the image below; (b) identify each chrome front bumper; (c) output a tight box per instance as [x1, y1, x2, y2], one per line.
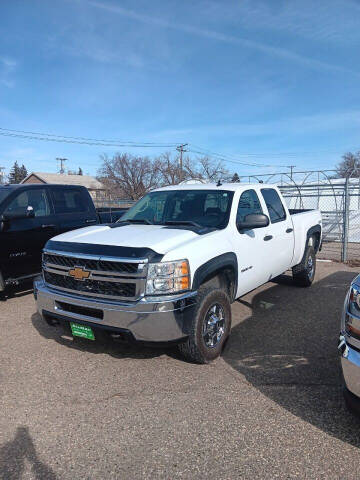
[340, 337, 360, 398]
[34, 278, 197, 342]
[339, 295, 360, 399]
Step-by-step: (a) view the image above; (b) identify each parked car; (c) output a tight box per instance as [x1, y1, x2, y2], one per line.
[339, 275, 360, 414]
[0, 184, 127, 294]
[35, 183, 322, 363]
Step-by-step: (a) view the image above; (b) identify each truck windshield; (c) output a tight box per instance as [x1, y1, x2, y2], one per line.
[120, 190, 234, 229]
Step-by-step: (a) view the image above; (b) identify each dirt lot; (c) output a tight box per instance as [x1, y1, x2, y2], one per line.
[1, 262, 360, 479]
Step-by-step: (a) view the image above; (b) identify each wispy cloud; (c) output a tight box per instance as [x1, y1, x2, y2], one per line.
[86, 0, 357, 75]
[150, 110, 360, 139]
[202, 0, 360, 45]
[0, 56, 17, 88]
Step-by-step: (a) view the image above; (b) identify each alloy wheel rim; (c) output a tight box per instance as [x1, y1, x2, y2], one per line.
[202, 303, 225, 348]
[307, 255, 314, 279]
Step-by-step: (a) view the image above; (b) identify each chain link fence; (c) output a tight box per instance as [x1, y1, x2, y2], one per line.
[239, 170, 360, 264]
[93, 198, 136, 209]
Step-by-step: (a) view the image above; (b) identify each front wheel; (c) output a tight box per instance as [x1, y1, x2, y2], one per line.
[292, 245, 316, 287]
[178, 287, 232, 364]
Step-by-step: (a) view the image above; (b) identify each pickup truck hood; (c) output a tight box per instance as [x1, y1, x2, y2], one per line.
[51, 224, 199, 255]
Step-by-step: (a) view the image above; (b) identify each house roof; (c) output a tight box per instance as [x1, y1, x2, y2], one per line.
[21, 172, 104, 189]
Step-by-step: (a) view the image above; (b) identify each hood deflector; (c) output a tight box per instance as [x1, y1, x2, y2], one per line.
[45, 240, 163, 262]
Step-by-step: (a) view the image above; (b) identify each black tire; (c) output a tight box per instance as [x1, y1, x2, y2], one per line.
[343, 386, 360, 417]
[178, 287, 232, 364]
[292, 245, 316, 287]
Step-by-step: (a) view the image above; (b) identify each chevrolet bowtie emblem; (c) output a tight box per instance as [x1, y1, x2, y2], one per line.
[68, 267, 90, 281]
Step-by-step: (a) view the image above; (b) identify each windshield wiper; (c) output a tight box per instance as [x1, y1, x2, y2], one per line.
[164, 220, 202, 228]
[121, 218, 153, 225]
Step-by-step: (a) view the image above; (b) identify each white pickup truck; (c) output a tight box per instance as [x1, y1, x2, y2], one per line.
[35, 183, 322, 363]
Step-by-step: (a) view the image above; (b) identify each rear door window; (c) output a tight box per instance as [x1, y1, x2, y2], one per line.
[261, 188, 286, 223]
[52, 188, 90, 214]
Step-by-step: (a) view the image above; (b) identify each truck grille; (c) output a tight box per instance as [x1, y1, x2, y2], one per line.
[44, 271, 136, 298]
[43, 253, 139, 274]
[42, 251, 146, 301]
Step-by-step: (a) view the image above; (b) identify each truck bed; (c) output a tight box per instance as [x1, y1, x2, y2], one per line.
[289, 208, 313, 215]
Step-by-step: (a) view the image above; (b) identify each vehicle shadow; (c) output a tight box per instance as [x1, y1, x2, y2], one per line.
[31, 312, 180, 361]
[223, 270, 360, 447]
[0, 426, 56, 480]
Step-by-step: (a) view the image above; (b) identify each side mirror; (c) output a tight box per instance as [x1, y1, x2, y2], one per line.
[237, 213, 269, 231]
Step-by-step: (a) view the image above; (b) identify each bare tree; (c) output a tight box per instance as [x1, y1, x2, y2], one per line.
[336, 152, 360, 178]
[180, 156, 229, 183]
[98, 153, 161, 200]
[196, 156, 230, 182]
[98, 152, 231, 199]
[155, 153, 230, 185]
[156, 152, 184, 186]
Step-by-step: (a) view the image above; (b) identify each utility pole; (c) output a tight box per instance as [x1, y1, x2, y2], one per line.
[56, 158, 67, 174]
[0, 166, 5, 184]
[176, 144, 188, 183]
[288, 165, 296, 181]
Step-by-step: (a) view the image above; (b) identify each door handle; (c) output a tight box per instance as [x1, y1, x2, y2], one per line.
[86, 219, 96, 223]
[286, 228, 293, 233]
[41, 224, 56, 229]
[263, 235, 273, 241]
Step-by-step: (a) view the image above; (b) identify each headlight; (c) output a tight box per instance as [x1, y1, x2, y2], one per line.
[146, 259, 190, 295]
[349, 285, 360, 315]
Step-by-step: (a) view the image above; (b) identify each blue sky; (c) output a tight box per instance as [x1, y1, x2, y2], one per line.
[0, 0, 360, 178]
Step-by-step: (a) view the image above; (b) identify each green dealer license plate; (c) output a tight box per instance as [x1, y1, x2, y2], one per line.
[70, 322, 95, 340]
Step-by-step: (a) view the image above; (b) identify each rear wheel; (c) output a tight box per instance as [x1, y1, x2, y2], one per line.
[292, 244, 316, 287]
[178, 287, 231, 364]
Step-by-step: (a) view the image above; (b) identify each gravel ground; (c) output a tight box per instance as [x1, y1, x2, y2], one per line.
[0, 262, 360, 479]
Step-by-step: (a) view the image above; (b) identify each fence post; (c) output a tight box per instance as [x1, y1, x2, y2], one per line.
[342, 177, 350, 262]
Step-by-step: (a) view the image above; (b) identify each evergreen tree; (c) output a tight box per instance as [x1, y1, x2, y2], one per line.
[19, 164, 28, 181]
[231, 172, 240, 182]
[8, 161, 20, 184]
[8, 162, 28, 183]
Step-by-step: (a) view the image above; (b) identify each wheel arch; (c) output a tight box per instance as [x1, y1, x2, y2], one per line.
[307, 225, 321, 253]
[192, 253, 238, 302]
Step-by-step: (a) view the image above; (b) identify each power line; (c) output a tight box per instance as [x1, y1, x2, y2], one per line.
[0, 125, 348, 170]
[0, 128, 181, 148]
[187, 147, 291, 168]
[0, 127, 288, 168]
[189, 143, 351, 158]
